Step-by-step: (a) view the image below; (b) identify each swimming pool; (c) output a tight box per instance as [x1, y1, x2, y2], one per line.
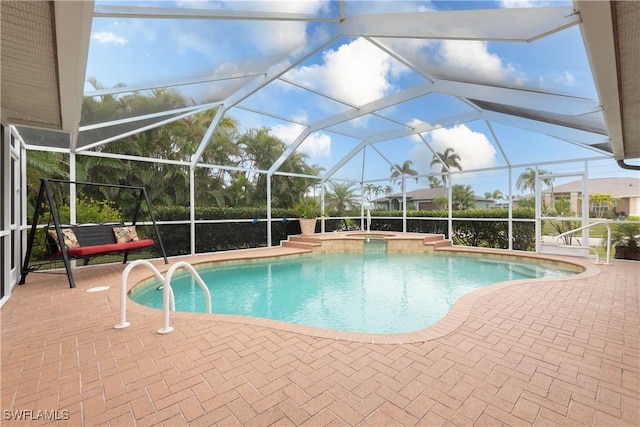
[130, 252, 577, 334]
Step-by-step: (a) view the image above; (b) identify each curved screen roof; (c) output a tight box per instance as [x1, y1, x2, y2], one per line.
[2, 1, 638, 180]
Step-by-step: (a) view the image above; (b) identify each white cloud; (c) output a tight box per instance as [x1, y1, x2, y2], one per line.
[499, 0, 536, 7]
[437, 40, 528, 85]
[301, 132, 332, 158]
[173, 30, 214, 56]
[380, 35, 528, 87]
[287, 37, 403, 106]
[271, 122, 331, 158]
[91, 31, 128, 46]
[175, 1, 329, 74]
[347, 0, 435, 14]
[239, 1, 329, 58]
[409, 124, 497, 174]
[500, 0, 570, 7]
[539, 71, 576, 89]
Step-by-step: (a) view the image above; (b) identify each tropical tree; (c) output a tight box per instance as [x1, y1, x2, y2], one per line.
[276, 150, 319, 207]
[236, 127, 319, 207]
[430, 147, 462, 186]
[483, 190, 504, 201]
[433, 195, 448, 210]
[237, 127, 286, 206]
[26, 151, 68, 190]
[363, 183, 383, 207]
[325, 182, 359, 215]
[383, 185, 394, 195]
[390, 160, 418, 192]
[516, 167, 553, 194]
[547, 197, 580, 245]
[427, 176, 443, 188]
[79, 83, 246, 208]
[306, 164, 325, 197]
[589, 193, 618, 218]
[25, 151, 69, 215]
[451, 184, 475, 210]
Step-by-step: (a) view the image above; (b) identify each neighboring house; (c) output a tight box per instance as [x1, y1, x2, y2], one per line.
[373, 187, 493, 211]
[541, 177, 640, 216]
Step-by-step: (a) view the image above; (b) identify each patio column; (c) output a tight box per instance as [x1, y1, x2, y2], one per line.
[267, 174, 272, 247]
[447, 177, 453, 242]
[190, 167, 196, 255]
[508, 167, 513, 251]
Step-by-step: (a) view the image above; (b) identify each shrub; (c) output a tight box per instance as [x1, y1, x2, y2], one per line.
[147, 206, 538, 255]
[58, 196, 122, 224]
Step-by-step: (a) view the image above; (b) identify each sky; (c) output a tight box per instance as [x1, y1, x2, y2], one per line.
[84, 0, 639, 199]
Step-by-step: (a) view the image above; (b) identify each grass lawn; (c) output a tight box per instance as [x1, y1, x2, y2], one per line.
[542, 219, 612, 237]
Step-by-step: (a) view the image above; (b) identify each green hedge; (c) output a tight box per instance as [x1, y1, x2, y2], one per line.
[154, 206, 301, 256]
[150, 206, 536, 255]
[362, 208, 535, 251]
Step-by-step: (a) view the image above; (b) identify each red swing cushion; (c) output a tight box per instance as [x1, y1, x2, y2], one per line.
[47, 223, 154, 258]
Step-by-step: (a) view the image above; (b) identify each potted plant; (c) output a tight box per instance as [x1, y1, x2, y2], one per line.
[611, 223, 640, 260]
[293, 197, 321, 235]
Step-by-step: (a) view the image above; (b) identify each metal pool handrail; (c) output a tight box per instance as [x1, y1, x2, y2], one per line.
[116, 259, 166, 330]
[553, 221, 611, 265]
[158, 262, 212, 334]
[115, 259, 211, 334]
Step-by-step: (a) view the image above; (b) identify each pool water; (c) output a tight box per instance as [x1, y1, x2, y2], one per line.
[130, 253, 576, 334]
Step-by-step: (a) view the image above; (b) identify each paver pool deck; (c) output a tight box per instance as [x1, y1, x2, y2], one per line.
[2, 234, 638, 426]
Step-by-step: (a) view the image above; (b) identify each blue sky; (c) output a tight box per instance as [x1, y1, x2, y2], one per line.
[85, 0, 639, 199]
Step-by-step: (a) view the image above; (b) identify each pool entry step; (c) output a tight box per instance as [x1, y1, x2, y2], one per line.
[363, 238, 387, 254]
[282, 232, 452, 253]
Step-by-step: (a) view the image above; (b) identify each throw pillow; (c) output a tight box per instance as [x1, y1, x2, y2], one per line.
[113, 226, 140, 243]
[48, 228, 80, 251]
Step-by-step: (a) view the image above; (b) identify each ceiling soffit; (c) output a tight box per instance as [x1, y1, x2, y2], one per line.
[1, 1, 61, 129]
[612, 1, 640, 159]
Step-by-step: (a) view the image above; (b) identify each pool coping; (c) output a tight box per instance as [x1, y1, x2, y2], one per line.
[115, 233, 598, 344]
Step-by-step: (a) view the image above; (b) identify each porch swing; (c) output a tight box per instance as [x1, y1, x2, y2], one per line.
[20, 178, 168, 288]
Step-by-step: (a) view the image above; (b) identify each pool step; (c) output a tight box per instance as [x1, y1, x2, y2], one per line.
[289, 235, 323, 244]
[281, 233, 452, 252]
[423, 234, 452, 249]
[282, 235, 322, 251]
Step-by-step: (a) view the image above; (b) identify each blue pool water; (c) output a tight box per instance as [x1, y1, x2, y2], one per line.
[130, 253, 576, 334]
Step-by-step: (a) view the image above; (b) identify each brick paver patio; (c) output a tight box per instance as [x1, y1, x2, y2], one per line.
[1, 245, 638, 426]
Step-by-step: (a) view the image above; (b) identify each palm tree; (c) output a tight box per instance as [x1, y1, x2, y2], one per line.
[428, 176, 443, 188]
[325, 182, 359, 215]
[516, 167, 553, 194]
[390, 160, 418, 192]
[452, 184, 475, 210]
[306, 163, 325, 197]
[430, 147, 462, 186]
[25, 151, 69, 215]
[363, 183, 382, 208]
[483, 190, 504, 201]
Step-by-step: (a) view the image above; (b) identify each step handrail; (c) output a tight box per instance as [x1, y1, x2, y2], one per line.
[553, 221, 611, 265]
[158, 261, 212, 334]
[115, 259, 211, 334]
[116, 260, 166, 329]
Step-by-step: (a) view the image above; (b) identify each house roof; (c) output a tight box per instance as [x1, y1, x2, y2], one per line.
[544, 177, 640, 198]
[375, 187, 492, 203]
[375, 187, 448, 202]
